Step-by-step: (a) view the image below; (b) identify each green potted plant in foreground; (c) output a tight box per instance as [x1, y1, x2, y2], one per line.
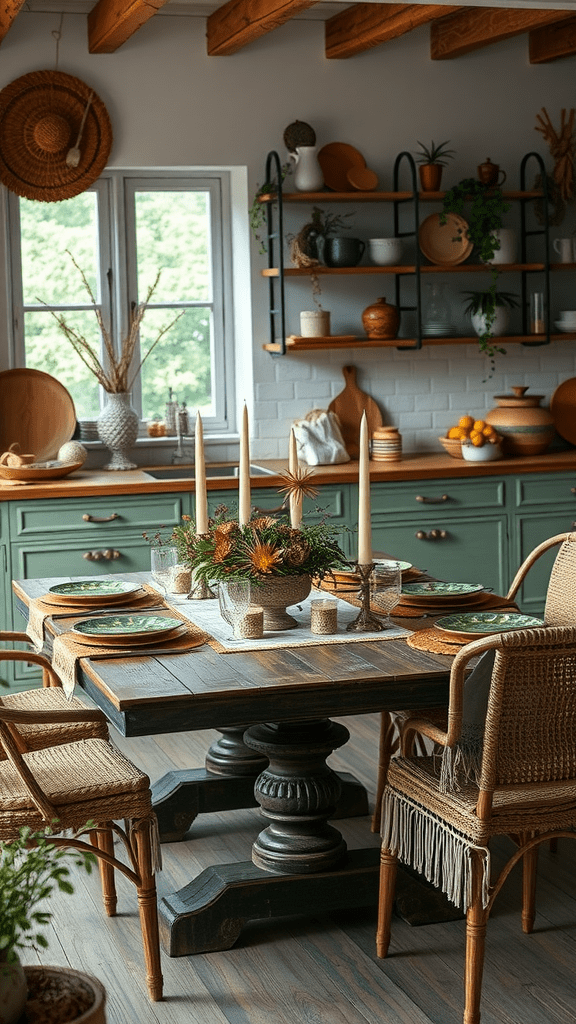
[0, 827, 101, 1024]
[414, 139, 456, 191]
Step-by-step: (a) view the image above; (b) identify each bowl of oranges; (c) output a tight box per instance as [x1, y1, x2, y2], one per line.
[439, 416, 502, 461]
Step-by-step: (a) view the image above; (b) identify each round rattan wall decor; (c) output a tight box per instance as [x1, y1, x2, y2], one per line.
[0, 69, 113, 202]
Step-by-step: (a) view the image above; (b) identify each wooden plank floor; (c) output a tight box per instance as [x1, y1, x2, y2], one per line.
[21, 713, 576, 1024]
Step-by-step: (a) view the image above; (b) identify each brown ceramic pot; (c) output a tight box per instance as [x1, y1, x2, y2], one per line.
[418, 164, 443, 192]
[485, 386, 555, 455]
[361, 297, 400, 340]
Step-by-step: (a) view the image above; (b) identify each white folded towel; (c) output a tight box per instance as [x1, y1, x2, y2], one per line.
[292, 410, 351, 466]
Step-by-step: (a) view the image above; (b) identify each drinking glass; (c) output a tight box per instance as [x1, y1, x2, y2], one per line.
[218, 580, 251, 639]
[151, 546, 178, 598]
[371, 560, 402, 624]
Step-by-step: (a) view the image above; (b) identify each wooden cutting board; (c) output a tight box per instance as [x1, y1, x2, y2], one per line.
[328, 365, 384, 458]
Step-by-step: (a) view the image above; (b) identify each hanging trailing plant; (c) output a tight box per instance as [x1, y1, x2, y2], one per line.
[249, 162, 292, 254]
[441, 179, 512, 378]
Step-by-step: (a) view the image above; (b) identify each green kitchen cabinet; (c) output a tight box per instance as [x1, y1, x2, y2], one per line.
[353, 476, 509, 594]
[509, 472, 576, 616]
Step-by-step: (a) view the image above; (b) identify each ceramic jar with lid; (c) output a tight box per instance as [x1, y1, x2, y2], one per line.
[361, 297, 399, 340]
[485, 386, 555, 455]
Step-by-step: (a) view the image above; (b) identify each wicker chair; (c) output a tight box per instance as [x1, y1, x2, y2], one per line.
[0, 694, 163, 1001]
[376, 624, 576, 1024]
[0, 640, 109, 758]
[371, 530, 576, 831]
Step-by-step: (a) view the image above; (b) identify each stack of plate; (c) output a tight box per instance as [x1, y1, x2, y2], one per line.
[71, 612, 185, 647]
[422, 322, 459, 338]
[79, 420, 99, 441]
[46, 579, 145, 607]
[371, 427, 402, 462]
[400, 581, 487, 610]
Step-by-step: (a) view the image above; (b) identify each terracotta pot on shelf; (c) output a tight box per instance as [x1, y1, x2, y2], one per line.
[362, 297, 400, 340]
[419, 164, 443, 192]
[485, 386, 555, 456]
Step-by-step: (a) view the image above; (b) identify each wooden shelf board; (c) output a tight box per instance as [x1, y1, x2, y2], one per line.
[262, 262, 546, 278]
[263, 333, 565, 353]
[259, 190, 544, 203]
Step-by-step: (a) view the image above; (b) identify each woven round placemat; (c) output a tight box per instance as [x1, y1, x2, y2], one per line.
[406, 628, 465, 655]
[0, 69, 112, 201]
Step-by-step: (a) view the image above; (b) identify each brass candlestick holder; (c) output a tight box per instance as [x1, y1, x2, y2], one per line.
[345, 562, 385, 632]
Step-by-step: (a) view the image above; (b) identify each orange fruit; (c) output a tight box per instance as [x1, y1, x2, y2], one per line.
[469, 430, 485, 447]
[458, 415, 474, 430]
[473, 419, 486, 432]
[482, 424, 497, 438]
[448, 426, 464, 439]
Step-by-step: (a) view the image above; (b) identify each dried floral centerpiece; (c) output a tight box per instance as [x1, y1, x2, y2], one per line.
[172, 505, 347, 588]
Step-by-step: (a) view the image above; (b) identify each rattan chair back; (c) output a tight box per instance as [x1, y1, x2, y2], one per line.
[544, 532, 576, 625]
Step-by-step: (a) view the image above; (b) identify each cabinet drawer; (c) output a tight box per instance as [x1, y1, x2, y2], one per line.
[10, 493, 189, 538]
[369, 478, 505, 516]
[514, 474, 576, 510]
[11, 533, 154, 580]
[371, 513, 508, 594]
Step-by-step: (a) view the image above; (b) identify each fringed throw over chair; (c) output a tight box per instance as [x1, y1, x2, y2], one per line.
[371, 530, 576, 832]
[0, 641, 109, 757]
[376, 624, 576, 1024]
[0, 671, 163, 1001]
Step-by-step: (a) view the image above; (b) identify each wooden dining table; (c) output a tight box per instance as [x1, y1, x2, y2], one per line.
[13, 571, 454, 958]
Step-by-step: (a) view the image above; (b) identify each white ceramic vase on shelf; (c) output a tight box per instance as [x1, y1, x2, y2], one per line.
[97, 392, 139, 471]
[471, 306, 509, 338]
[290, 146, 324, 192]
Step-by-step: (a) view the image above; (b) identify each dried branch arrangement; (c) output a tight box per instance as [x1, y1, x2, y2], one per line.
[41, 251, 183, 393]
[535, 106, 575, 201]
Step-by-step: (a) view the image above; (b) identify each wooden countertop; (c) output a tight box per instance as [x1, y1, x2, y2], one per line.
[1, 450, 575, 501]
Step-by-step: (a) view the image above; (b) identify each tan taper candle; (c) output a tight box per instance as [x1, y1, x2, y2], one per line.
[357, 411, 372, 564]
[288, 427, 302, 529]
[194, 410, 208, 535]
[238, 403, 251, 527]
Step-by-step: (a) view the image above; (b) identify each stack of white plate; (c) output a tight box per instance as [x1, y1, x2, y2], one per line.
[555, 311, 576, 334]
[79, 419, 99, 441]
[371, 427, 402, 462]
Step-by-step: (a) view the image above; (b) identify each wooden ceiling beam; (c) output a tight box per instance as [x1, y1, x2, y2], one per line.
[431, 7, 576, 60]
[325, 3, 463, 60]
[88, 0, 170, 54]
[529, 17, 576, 64]
[0, 0, 27, 45]
[207, 0, 319, 56]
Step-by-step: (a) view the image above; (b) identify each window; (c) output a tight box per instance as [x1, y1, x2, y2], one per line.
[7, 170, 235, 432]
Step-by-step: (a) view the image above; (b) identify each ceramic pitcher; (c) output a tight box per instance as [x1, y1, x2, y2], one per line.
[290, 146, 324, 192]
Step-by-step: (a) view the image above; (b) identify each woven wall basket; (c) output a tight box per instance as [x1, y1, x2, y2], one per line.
[0, 69, 113, 202]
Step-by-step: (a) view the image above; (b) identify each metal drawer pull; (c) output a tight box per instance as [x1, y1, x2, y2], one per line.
[415, 494, 449, 504]
[571, 488, 576, 495]
[415, 529, 447, 540]
[82, 512, 120, 523]
[83, 549, 121, 561]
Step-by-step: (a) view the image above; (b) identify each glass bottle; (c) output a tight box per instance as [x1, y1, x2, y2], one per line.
[178, 401, 190, 437]
[164, 387, 177, 435]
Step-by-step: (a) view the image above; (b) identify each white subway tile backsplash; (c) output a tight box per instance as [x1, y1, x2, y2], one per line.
[256, 382, 295, 401]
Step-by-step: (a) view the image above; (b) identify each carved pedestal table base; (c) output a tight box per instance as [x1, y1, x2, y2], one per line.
[158, 718, 377, 956]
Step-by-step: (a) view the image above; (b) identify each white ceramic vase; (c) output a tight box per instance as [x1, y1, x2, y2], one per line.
[471, 306, 510, 338]
[97, 392, 139, 471]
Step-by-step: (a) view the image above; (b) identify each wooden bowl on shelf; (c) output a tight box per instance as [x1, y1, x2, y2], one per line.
[438, 435, 464, 459]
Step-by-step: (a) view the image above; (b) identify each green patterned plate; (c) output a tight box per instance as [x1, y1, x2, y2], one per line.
[401, 582, 484, 603]
[434, 611, 544, 640]
[49, 580, 141, 605]
[72, 613, 182, 643]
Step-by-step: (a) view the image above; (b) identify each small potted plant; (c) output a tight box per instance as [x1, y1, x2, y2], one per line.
[0, 826, 103, 1024]
[462, 289, 519, 338]
[414, 139, 456, 191]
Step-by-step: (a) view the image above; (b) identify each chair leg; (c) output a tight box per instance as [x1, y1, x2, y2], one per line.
[92, 827, 118, 917]
[464, 852, 489, 1024]
[131, 817, 163, 1002]
[522, 844, 538, 934]
[372, 712, 396, 833]
[376, 847, 397, 958]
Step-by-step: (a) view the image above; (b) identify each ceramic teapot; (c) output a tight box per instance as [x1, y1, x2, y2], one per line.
[289, 146, 324, 192]
[477, 158, 506, 187]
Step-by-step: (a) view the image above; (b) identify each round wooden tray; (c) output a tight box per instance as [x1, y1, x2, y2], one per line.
[418, 213, 473, 265]
[0, 368, 76, 461]
[550, 376, 576, 444]
[0, 460, 82, 481]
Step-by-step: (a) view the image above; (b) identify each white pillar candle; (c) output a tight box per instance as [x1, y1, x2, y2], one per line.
[194, 410, 208, 535]
[357, 411, 372, 565]
[288, 427, 302, 529]
[238, 403, 251, 527]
